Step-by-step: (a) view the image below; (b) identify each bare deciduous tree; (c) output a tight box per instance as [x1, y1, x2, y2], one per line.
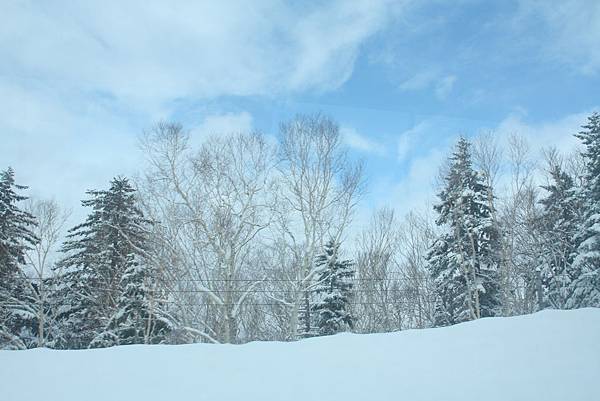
[275, 114, 363, 339]
[24, 199, 70, 347]
[353, 208, 400, 333]
[139, 123, 277, 343]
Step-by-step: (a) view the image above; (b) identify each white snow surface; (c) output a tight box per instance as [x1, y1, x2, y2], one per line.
[2, 309, 600, 401]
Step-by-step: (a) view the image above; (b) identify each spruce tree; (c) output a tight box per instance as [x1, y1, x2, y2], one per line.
[91, 257, 172, 347]
[426, 235, 464, 326]
[53, 177, 159, 348]
[0, 168, 38, 349]
[312, 240, 355, 336]
[569, 113, 600, 308]
[426, 137, 501, 326]
[537, 164, 580, 309]
[298, 292, 314, 339]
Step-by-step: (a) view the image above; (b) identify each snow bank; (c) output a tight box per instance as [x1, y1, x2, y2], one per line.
[2, 309, 599, 401]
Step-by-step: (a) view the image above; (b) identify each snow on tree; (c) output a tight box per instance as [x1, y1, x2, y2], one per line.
[311, 240, 355, 336]
[22, 199, 70, 347]
[426, 137, 502, 326]
[277, 115, 362, 340]
[90, 260, 173, 347]
[0, 168, 39, 349]
[52, 177, 158, 348]
[426, 235, 463, 326]
[537, 163, 580, 309]
[139, 126, 278, 344]
[569, 112, 600, 308]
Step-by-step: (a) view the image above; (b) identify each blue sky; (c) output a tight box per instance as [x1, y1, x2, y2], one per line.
[2, 0, 599, 221]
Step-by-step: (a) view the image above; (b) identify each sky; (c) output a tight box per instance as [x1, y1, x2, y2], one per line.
[2, 0, 599, 225]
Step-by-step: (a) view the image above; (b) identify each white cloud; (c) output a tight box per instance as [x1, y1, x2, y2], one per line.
[398, 70, 438, 91]
[398, 71, 457, 99]
[516, 0, 600, 75]
[397, 147, 446, 211]
[188, 112, 254, 146]
[397, 133, 413, 162]
[0, 1, 398, 105]
[380, 119, 459, 214]
[494, 110, 589, 153]
[0, 0, 403, 223]
[0, 84, 255, 223]
[397, 120, 438, 162]
[435, 75, 457, 100]
[341, 126, 386, 155]
[0, 83, 142, 223]
[373, 147, 447, 216]
[381, 109, 595, 217]
[475, 109, 594, 203]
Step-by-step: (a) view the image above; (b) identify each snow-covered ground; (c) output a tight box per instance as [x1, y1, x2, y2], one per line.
[1, 309, 599, 401]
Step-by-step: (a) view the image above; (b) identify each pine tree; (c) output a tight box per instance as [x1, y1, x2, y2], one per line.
[311, 240, 355, 336]
[426, 137, 502, 326]
[569, 113, 600, 308]
[52, 177, 159, 348]
[537, 164, 580, 309]
[0, 168, 39, 349]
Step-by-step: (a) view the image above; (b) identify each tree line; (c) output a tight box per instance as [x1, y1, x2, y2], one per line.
[1, 112, 599, 349]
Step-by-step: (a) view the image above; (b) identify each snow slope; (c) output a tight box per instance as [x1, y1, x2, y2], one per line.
[1, 309, 599, 401]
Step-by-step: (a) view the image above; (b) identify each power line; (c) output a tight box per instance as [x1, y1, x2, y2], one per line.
[17, 275, 430, 283]
[25, 300, 427, 307]
[10, 284, 431, 295]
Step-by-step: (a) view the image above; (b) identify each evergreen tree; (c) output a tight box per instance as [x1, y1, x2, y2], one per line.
[569, 113, 600, 308]
[91, 258, 173, 347]
[311, 240, 355, 336]
[426, 235, 464, 326]
[0, 168, 38, 349]
[426, 137, 501, 326]
[537, 164, 580, 309]
[297, 291, 315, 339]
[53, 177, 159, 348]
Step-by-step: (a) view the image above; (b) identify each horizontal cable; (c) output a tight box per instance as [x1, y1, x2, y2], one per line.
[8, 286, 430, 295]
[18, 300, 427, 307]
[15, 275, 429, 283]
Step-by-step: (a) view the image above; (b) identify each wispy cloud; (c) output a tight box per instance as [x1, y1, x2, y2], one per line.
[0, 99, 256, 222]
[0, 0, 405, 219]
[341, 126, 386, 156]
[392, 147, 446, 213]
[1, 1, 399, 106]
[516, 0, 600, 75]
[435, 75, 457, 100]
[397, 121, 440, 162]
[398, 70, 438, 91]
[384, 108, 594, 215]
[189, 112, 254, 146]
[398, 70, 457, 100]
[493, 109, 592, 153]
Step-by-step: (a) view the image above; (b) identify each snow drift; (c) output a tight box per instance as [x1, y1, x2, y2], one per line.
[1, 309, 599, 401]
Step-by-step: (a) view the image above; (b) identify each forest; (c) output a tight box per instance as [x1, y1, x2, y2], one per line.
[1, 112, 599, 350]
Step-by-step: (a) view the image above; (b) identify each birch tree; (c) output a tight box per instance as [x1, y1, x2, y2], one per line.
[139, 123, 277, 343]
[276, 114, 363, 339]
[23, 199, 70, 347]
[353, 208, 400, 333]
[395, 212, 437, 329]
